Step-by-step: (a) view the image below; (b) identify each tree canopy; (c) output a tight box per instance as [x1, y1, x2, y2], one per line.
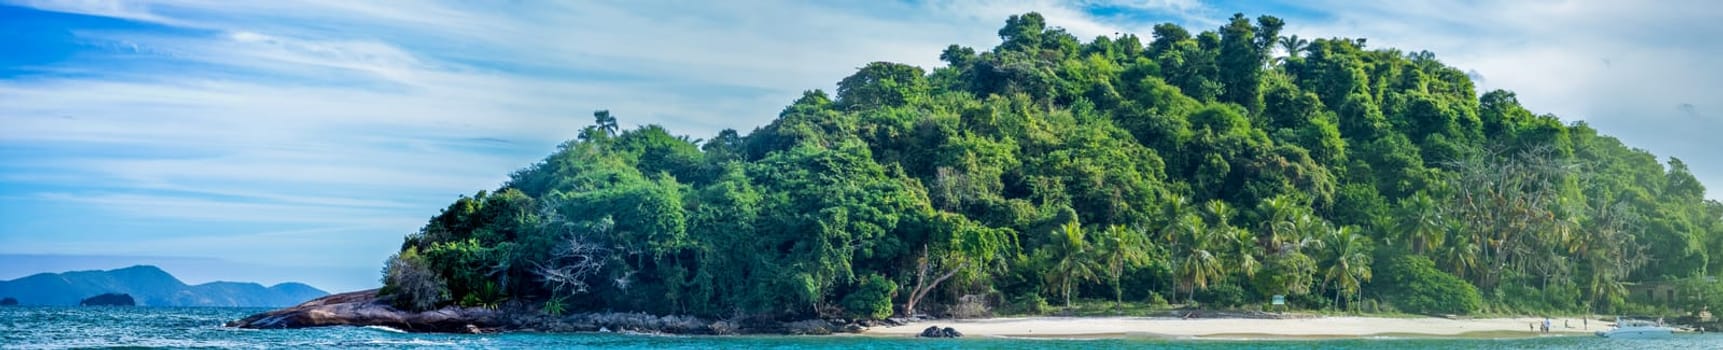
[381, 12, 1723, 319]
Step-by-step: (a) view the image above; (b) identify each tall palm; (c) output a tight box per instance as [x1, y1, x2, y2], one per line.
[1203, 200, 1237, 228]
[1394, 192, 1444, 254]
[1276, 35, 1309, 65]
[1319, 226, 1372, 311]
[1272, 213, 1326, 256]
[1436, 221, 1479, 280]
[1169, 213, 1225, 304]
[1095, 225, 1152, 309]
[1222, 224, 1261, 278]
[1257, 195, 1302, 253]
[593, 110, 619, 136]
[1045, 221, 1100, 307]
[1158, 194, 1194, 241]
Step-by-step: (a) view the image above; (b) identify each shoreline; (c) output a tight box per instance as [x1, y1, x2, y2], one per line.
[860, 316, 1602, 339]
[231, 290, 1625, 340]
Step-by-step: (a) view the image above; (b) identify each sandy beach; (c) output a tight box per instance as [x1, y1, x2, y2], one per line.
[865, 316, 1602, 339]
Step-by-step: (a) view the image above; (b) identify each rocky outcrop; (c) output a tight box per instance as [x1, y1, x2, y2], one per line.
[1, 297, 17, 305]
[918, 325, 963, 338]
[228, 289, 868, 335]
[80, 293, 135, 306]
[225, 289, 501, 333]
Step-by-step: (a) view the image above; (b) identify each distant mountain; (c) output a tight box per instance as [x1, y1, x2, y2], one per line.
[0, 265, 328, 307]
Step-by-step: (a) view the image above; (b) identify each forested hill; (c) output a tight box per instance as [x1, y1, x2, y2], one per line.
[380, 12, 1723, 320]
[0, 265, 328, 307]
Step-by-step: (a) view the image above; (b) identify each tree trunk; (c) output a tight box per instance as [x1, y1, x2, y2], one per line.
[1113, 276, 1123, 311]
[1064, 279, 1073, 308]
[903, 246, 966, 317]
[1333, 288, 1342, 311]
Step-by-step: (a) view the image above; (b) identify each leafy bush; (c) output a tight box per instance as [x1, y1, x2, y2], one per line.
[1145, 291, 1169, 307]
[840, 274, 897, 320]
[1000, 293, 1051, 315]
[1375, 256, 1480, 314]
[423, 238, 509, 308]
[1196, 283, 1247, 308]
[382, 247, 450, 311]
[542, 296, 567, 316]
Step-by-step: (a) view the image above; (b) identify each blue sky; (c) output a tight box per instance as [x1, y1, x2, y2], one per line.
[2, 0, 1721, 293]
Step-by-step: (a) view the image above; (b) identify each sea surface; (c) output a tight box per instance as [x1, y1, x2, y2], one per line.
[3, 306, 1721, 349]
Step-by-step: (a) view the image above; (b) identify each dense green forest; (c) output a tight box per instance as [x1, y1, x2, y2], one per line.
[380, 13, 1723, 320]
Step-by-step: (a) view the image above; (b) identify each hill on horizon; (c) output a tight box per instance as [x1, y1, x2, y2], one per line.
[0, 265, 328, 307]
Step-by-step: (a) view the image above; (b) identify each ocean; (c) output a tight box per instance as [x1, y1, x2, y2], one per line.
[2, 306, 1719, 349]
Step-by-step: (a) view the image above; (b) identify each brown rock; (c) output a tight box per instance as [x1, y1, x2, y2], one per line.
[225, 289, 499, 333]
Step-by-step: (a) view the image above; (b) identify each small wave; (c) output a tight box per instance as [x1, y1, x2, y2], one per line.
[364, 325, 409, 333]
[362, 338, 461, 346]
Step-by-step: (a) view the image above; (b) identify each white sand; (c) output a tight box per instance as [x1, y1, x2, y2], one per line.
[865, 316, 1602, 339]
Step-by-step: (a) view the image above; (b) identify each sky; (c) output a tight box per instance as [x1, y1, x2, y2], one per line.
[1, 0, 1720, 293]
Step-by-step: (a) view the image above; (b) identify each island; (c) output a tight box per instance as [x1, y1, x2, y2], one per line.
[80, 293, 135, 307]
[1, 297, 17, 306]
[232, 11, 1723, 337]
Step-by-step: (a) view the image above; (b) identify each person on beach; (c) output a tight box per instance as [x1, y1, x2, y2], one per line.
[1541, 318, 1551, 333]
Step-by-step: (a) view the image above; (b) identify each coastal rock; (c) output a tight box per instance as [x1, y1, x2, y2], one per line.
[225, 289, 500, 333]
[80, 293, 135, 306]
[783, 319, 835, 335]
[231, 289, 876, 335]
[918, 325, 962, 338]
[1, 297, 17, 306]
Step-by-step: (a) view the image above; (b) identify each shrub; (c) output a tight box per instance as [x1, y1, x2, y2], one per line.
[1001, 293, 1050, 315]
[1145, 291, 1169, 307]
[1196, 283, 1247, 308]
[1375, 256, 1481, 314]
[383, 247, 450, 311]
[543, 296, 567, 316]
[840, 274, 897, 320]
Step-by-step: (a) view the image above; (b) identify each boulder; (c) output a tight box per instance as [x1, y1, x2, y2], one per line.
[918, 325, 963, 338]
[80, 293, 135, 306]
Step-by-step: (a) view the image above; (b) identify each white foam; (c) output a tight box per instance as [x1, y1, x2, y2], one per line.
[364, 325, 409, 333]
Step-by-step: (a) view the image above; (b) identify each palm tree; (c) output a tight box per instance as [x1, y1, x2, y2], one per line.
[1200, 200, 1257, 278]
[1045, 221, 1100, 308]
[1437, 221, 1479, 280]
[1222, 224, 1261, 279]
[593, 110, 619, 136]
[1285, 214, 1326, 255]
[1158, 194, 1194, 239]
[1095, 225, 1152, 309]
[1169, 213, 1225, 304]
[1202, 200, 1236, 228]
[1257, 195, 1303, 253]
[1320, 225, 1372, 311]
[1394, 192, 1444, 254]
[1276, 35, 1309, 64]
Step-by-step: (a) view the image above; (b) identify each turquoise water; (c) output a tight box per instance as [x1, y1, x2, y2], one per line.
[3, 307, 1720, 349]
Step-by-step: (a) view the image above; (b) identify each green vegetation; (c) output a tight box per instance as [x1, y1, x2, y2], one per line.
[380, 12, 1723, 320]
[1374, 256, 1480, 315]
